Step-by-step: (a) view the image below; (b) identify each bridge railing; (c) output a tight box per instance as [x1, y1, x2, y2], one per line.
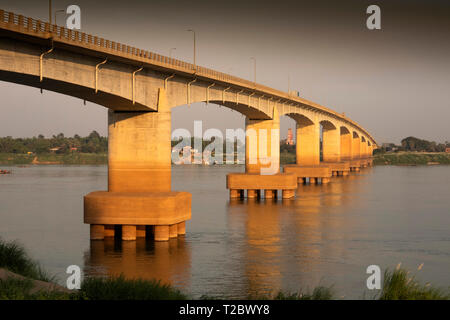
[0, 9, 377, 146]
[0, 9, 274, 94]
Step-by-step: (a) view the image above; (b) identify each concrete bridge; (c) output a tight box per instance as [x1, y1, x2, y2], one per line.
[0, 10, 377, 241]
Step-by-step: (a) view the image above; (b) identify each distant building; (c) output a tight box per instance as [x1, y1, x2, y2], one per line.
[285, 128, 294, 145]
[446, 147, 450, 153]
[382, 143, 397, 152]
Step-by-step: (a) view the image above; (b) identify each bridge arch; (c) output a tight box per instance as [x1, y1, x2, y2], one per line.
[286, 113, 320, 165]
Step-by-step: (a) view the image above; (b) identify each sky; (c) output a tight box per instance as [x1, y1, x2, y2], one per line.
[0, 0, 449, 144]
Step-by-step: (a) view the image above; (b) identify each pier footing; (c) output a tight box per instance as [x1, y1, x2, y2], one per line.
[84, 191, 191, 241]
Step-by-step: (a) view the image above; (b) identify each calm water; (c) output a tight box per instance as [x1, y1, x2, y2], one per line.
[0, 164, 449, 299]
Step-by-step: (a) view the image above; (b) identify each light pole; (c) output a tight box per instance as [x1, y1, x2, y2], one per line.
[187, 29, 196, 69]
[54, 9, 65, 26]
[169, 47, 176, 59]
[49, 0, 52, 25]
[250, 57, 256, 85]
[288, 74, 290, 96]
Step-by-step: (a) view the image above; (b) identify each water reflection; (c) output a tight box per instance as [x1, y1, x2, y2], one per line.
[226, 173, 368, 296]
[84, 237, 191, 288]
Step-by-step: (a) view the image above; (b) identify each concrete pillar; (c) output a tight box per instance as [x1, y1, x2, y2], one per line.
[282, 190, 295, 199]
[154, 225, 169, 241]
[296, 121, 320, 165]
[245, 108, 280, 174]
[90, 225, 104, 240]
[322, 125, 340, 162]
[247, 190, 257, 198]
[104, 225, 115, 237]
[351, 134, 361, 159]
[122, 225, 137, 241]
[340, 129, 352, 161]
[361, 140, 368, 158]
[108, 89, 171, 193]
[169, 224, 178, 238]
[230, 189, 239, 198]
[136, 226, 146, 238]
[177, 222, 186, 235]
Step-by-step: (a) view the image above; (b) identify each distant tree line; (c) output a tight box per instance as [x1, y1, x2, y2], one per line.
[378, 136, 449, 153]
[2, 133, 447, 155]
[0, 131, 107, 154]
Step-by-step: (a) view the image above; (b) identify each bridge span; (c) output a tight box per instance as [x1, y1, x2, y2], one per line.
[0, 10, 377, 241]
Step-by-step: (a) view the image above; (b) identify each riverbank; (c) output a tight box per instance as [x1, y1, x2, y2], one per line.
[373, 152, 450, 165]
[1, 152, 450, 166]
[0, 153, 107, 165]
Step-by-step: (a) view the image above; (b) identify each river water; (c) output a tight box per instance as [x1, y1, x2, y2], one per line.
[0, 164, 449, 299]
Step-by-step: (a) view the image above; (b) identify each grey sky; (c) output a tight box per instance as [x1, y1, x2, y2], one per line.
[0, 0, 449, 144]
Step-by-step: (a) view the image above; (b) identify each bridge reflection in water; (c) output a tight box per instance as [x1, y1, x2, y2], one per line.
[226, 171, 370, 297]
[83, 237, 192, 289]
[82, 170, 370, 297]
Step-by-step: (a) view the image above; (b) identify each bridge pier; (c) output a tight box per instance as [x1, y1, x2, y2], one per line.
[84, 89, 191, 241]
[227, 108, 296, 199]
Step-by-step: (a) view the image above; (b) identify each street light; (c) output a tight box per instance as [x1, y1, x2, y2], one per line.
[49, 0, 52, 24]
[288, 74, 290, 96]
[54, 9, 65, 26]
[169, 47, 176, 59]
[250, 57, 256, 85]
[186, 29, 196, 69]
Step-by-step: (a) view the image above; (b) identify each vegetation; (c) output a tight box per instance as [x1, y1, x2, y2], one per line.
[378, 267, 450, 300]
[373, 152, 450, 165]
[0, 131, 107, 155]
[249, 286, 335, 300]
[0, 239, 52, 282]
[0, 152, 107, 165]
[0, 278, 75, 300]
[80, 275, 187, 300]
[400, 137, 449, 153]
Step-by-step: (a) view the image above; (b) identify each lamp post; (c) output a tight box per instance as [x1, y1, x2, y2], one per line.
[250, 57, 256, 85]
[49, 0, 52, 25]
[54, 9, 65, 26]
[288, 74, 290, 96]
[187, 29, 196, 69]
[169, 47, 176, 59]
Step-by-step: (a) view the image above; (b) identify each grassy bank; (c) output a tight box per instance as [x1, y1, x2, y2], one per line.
[373, 152, 450, 165]
[0, 153, 107, 165]
[1, 239, 449, 300]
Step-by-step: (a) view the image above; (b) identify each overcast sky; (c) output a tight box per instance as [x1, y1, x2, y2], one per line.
[0, 0, 449, 144]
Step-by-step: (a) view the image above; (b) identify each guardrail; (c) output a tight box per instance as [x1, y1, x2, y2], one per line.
[0, 9, 377, 146]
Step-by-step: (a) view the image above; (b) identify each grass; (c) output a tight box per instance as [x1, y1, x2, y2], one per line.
[0, 278, 76, 300]
[249, 286, 335, 300]
[80, 275, 187, 300]
[0, 152, 107, 165]
[378, 266, 450, 300]
[0, 238, 52, 282]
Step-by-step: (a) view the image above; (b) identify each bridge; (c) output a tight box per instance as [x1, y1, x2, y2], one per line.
[0, 10, 377, 242]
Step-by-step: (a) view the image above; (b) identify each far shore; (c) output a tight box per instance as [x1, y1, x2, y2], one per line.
[1, 151, 450, 166]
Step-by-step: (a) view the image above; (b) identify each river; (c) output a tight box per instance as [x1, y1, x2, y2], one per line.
[0, 165, 449, 299]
